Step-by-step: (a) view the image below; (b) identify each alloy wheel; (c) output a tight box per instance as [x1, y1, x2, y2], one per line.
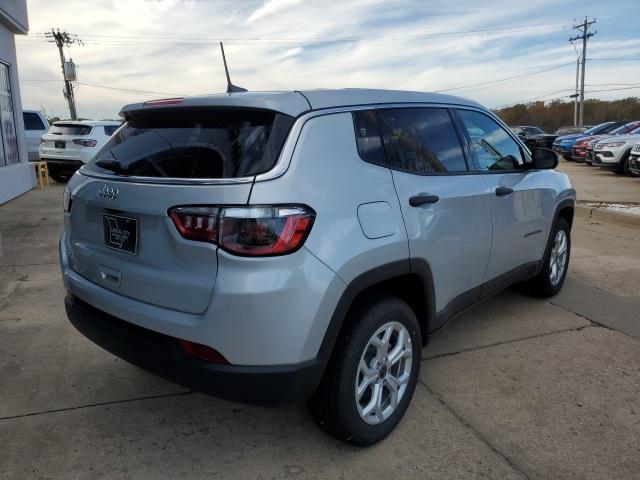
[355, 321, 413, 425]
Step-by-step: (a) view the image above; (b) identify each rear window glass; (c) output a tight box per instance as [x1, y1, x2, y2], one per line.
[23, 112, 46, 131]
[50, 124, 93, 136]
[103, 125, 119, 136]
[85, 109, 294, 179]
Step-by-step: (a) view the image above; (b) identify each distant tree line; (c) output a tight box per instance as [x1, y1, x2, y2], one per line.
[494, 97, 640, 133]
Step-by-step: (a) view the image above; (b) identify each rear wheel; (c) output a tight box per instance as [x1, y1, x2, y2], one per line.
[48, 166, 71, 183]
[523, 217, 570, 297]
[308, 295, 421, 446]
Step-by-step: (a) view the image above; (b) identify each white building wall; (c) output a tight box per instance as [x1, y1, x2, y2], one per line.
[0, 0, 35, 205]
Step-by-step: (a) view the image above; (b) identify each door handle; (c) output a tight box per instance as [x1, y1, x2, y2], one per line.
[409, 194, 440, 207]
[495, 186, 514, 197]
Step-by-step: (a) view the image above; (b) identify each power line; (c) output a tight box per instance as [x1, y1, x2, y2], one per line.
[77, 82, 184, 97]
[497, 84, 640, 109]
[28, 20, 571, 46]
[589, 58, 640, 61]
[434, 62, 575, 93]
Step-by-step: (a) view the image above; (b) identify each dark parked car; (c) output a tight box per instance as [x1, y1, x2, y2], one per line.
[511, 125, 547, 150]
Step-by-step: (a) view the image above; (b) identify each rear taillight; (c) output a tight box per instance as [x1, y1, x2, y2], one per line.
[72, 139, 97, 147]
[169, 207, 219, 243]
[168, 205, 315, 256]
[63, 187, 72, 212]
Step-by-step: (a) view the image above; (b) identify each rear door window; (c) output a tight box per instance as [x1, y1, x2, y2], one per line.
[85, 108, 294, 179]
[377, 107, 468, 174]
[23, 112, 46, 131]
[50, 124, 93, 135]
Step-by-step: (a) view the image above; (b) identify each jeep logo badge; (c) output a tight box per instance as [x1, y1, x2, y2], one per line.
[97, 184, 119, 201]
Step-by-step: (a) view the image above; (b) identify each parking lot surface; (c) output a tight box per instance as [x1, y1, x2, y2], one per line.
[557, 159, 640, 203]
[1, 184, 639, 479]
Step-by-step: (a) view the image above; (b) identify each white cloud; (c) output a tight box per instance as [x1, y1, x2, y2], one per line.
[14, 0, 640, 119]
[247, 0, 304, 23]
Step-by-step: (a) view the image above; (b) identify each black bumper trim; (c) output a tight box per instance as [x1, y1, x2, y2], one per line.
[598, 162, 620, 171]
[65, 294, 323, 406]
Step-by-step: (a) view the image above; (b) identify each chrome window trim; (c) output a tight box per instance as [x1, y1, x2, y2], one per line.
[79, 166, 256, 185]
[255, 102, 479, 183]
[79, 100, 484, 185]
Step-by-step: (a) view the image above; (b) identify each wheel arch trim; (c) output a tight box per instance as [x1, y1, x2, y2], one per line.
[315, 258, 435, 369]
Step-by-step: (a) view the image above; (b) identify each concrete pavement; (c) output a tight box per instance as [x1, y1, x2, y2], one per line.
[1, 184, 639, 479]
[556, 159, 639, 204]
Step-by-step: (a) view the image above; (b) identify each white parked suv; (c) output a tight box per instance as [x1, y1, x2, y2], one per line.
[22, 109, 49, 161]
[40, 120, 120, 182]
[592, 127, 640, 175]
[61, 90, 575, 445]
[628, 141, 640, 176]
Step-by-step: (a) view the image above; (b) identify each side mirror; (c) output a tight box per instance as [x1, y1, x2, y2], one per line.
[531, 148, 558, 169]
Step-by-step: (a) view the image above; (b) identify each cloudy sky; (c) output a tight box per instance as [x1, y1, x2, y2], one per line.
[15, 0, 640, 120]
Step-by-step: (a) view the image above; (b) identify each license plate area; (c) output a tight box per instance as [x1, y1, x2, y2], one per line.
[103, 214, 138, 255]
[55, 140, 65, 149]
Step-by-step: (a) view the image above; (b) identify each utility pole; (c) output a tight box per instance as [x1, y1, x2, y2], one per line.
[570, 43, 580, 127]
[44, 29, 83, 120]
[569, 17, 596, 127]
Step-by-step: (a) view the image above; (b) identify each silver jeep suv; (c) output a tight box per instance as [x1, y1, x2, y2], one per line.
[60, 89, 575, 445]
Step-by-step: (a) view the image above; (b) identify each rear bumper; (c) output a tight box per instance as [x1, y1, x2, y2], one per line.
[43, 158, 84, 172]
[553, 145, 572, 156]
[65, 293, 323, 405]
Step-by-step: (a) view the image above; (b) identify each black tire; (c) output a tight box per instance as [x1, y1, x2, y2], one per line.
[49, 167, 71, 183]
[563, 155, 572, 161]
[617, 151, 631, 175]
[523, 217, 571, 298]
[308, 295, 421, 446]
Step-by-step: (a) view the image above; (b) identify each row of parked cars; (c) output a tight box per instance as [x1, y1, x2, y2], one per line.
[22, 109, 120, 182]
[511, 121, 640, 176]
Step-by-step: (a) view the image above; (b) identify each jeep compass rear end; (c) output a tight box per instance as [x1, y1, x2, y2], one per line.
[62, 90, 574, 445]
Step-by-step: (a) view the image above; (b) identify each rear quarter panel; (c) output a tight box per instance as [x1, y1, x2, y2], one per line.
[249, 111, 410, 285]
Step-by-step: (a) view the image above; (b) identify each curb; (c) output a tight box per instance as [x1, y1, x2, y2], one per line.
[575, 204, 640, 228]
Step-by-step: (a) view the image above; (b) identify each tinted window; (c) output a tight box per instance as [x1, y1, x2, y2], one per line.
[352, 110, 384, 165]
[600, 122, 624, 134]
[377, 108, 467, 173]
[50, 124, 92, 135]
[523, 126, 544, 135]
[86, 108, 294, 179]
[23, 112, 46, 131]
[458, 110, 526, 171]
[103, 125, 119, 136]
[610, 122, 640, 135]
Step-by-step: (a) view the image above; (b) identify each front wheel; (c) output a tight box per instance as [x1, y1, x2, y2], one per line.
[308, 295, 421, 446]
[618, 151, 631, 175]
[523, 217, 570, 297]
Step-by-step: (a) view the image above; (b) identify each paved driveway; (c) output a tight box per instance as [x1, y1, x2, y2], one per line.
[1, 185, 639, 479]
